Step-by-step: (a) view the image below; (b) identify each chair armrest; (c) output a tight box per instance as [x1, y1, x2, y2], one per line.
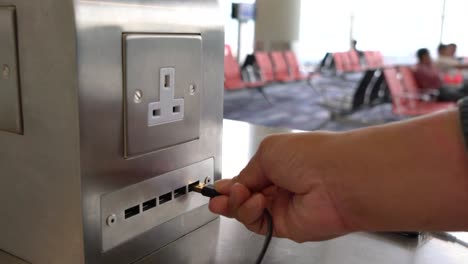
[395, 91, 438, 102]
[422, 89, 440, 96]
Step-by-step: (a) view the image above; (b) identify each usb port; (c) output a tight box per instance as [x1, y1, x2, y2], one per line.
[159, 192, 172, 205]
[124, 205, 140, 219]
[188, 181, 200, 192]
[174, 186, 187, 199]
[142, 198, 157, 212]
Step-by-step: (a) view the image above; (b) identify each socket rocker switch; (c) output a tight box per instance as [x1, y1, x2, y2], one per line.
[123, 34, 202, 157]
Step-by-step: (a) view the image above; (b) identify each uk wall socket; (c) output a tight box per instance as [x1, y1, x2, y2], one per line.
[148, 68, 185, 126]
[124, 34, 202, 157]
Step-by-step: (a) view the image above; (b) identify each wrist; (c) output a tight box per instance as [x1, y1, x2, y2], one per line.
[325, 109, 468, 232]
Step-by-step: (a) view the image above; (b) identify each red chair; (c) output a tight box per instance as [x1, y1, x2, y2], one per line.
[270, 51, 295, 82]
[224, 45, 246, 90]
[254, 52, 275, 82]
[340, 52, 353, 72]
[365, 51, 384, 69]
[332, 52, 345, 72]
[333, 52, 360, 73]
[383, 68, 454, 116]
[347, 51, 362, 71]
[224, 46, 265, 90]
[399, 66, 444, 99]
[284, 51, 308, 81]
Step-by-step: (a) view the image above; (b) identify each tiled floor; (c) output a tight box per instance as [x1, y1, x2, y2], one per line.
[224, 79, 398, 132]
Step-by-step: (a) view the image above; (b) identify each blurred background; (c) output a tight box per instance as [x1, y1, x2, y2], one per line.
[223, 0, 468, 131]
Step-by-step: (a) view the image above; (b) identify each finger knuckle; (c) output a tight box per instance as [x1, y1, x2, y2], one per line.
[257, 135, 281, 158]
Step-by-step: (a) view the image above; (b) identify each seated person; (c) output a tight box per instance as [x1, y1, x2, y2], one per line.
[414, 48, 466, 102]
[436, 43, 468, 72]
[351, 39, 364, 56]
[447, 43, 461, 60]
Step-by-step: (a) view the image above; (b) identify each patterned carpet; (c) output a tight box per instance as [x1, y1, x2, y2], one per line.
[223, 78, 400, 132]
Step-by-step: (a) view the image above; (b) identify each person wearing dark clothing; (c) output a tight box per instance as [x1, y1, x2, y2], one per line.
[351, 39, 365, 64]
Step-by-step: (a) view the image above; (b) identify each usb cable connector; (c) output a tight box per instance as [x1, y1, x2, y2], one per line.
[193, 181, 273, 264]
[191, 183, 220, 198]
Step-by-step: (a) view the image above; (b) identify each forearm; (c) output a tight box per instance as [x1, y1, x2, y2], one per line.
[327, 109, 468, 232]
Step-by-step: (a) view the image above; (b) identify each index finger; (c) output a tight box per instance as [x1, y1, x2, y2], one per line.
[232, 152, 272, 192]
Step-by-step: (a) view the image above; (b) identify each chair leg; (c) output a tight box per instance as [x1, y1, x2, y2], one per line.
[256, 87, 274, 105]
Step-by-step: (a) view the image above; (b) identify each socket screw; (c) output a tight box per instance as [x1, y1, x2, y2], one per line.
[2, 64, 10, 79]
[106, 214, 117, 227]
[134, 90, 143, 103]
[189, 84, 197, 95]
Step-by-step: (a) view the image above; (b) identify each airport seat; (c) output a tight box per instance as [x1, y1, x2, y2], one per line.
[383, 68, 454, 116]
[284, 51, 309, 81]
[224, 45, 246, 90]
[319, 52, 334, 71]
[365, 51, 384, 69]
[341, 52, 354, 72]
[332, 52, 345, 72]
[348, 51, 362, 72]
[399, 66, 442, 100]
[270, 51, 295, 82]
[254, 52, 275, 82]
[332, 52, 364, 73]
[312, 69, 378, 114]
[224, 45, 265, 90]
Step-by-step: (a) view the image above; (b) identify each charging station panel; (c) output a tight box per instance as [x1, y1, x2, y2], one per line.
[0, 1, 223, 263]
[101, 158, 214, 252]
[0, 7, 22, 134]
[123, 34, 202, 157]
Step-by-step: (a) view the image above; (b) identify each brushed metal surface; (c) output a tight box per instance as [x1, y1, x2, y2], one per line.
[75, 0, 224, 263]
[0, 0, 223, 263]
[124, 34, 202, 157]
[0, 250, 29, 264]
[0, 0, 84, 263]
[101, 158, 214, 252]
[0, 6, 22, 134]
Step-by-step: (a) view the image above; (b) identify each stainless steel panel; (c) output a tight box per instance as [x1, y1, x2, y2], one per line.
[101, 158, 214, 252]
[0, 249, 29, 264]
[0, 0, 84, 263]
[75, 1, 224, 263]
[124, 34, 202, 157]
[0, 6, 22, 134]
[0, 0, 223, 263]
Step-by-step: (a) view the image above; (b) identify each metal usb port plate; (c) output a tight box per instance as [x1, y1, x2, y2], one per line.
[174, 186, 187, 198]
[188, 181, 200, 192]
[142, 198, 157, 212]
[158, 192, 172, 205]
[101, 158, 215, 252]
[124, 205, 140, 219]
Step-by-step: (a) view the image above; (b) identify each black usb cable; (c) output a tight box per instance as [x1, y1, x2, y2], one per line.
[193, 183, 273, 264]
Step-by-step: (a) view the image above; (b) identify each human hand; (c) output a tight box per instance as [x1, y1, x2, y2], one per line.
[209, 132, 352, 243]
[210, 109, 468, 240]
